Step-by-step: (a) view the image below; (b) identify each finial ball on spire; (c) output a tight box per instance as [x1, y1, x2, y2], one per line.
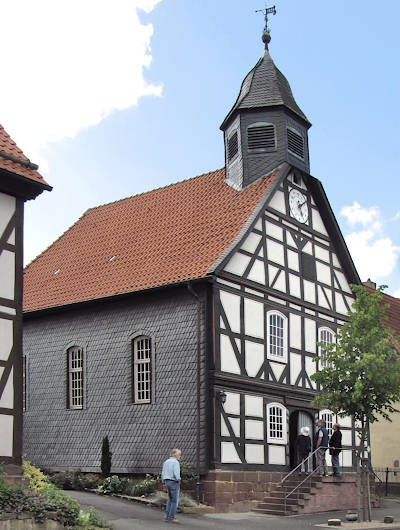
[262, 30, 271, 46]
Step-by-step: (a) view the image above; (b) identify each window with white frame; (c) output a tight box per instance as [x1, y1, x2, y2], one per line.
[133, 336, 152, 404]
[67, 346, 84, 409]
[267, 311, 288, 362]
[320, 409, 334, 436]
[267, 402, 287, 444]
[319, 327, 335, 368]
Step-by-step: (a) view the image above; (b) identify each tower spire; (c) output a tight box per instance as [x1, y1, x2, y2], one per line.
[255, 5, 276, 49]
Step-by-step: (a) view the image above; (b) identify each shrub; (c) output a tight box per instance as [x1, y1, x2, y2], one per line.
[78, 506, 112, 528]
[180, 462, 197, 486]
[101, 436, 112, 477]
[96, 475, 127, 495]
[51, 470, 74, 490]
[126, 475, 160, 497]
[0, 480, 80, 526]
[152, 491, 197, 508]
[81, 473, 102, 490]
[22, 459, 50, 491]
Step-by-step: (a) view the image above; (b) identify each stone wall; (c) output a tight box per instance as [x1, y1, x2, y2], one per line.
[201, 470, 285, 512]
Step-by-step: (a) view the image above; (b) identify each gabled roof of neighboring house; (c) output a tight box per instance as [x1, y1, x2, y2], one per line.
[0, 124, 50, 188]
[365, 285, 400, 345]
[23, 167, 280, 312]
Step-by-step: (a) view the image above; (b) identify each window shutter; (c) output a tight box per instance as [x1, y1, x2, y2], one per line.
[227, 131, 239, 161]
[287, 128, 305, 159]
[248, 124, 275, 150]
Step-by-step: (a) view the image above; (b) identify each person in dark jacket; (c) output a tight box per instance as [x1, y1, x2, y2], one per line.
[295, 426, 312, 474]
[329, 423, 342, 477]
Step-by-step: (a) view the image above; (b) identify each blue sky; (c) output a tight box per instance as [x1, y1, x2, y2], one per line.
[2, 0, 399, 296]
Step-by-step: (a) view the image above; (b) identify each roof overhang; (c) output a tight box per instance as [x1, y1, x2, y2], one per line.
[0, 167, 52, 200]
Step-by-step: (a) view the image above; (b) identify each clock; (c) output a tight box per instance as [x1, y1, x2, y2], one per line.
[288, 188, 308, 223]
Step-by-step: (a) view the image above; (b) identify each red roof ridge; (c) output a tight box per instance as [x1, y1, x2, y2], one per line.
[86, 167, 226, 213]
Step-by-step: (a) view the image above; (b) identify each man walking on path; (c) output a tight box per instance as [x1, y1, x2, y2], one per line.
[315, 419, 329, 476]
[162, 448, 182, 523]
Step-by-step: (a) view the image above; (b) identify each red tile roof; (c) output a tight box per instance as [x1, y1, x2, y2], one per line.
[365, 286, 400, 347]
[23, 168, 278, 312]
[0, 124, 49, 186]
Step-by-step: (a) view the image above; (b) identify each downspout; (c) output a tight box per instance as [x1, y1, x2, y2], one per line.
[187, 281, 202, 505]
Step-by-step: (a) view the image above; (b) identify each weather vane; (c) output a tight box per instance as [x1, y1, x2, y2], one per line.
[255, 5, 276, 48]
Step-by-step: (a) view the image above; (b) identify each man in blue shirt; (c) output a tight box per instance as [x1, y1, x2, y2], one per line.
[315, 420, 329, 476]
[161, 448, 182, 523]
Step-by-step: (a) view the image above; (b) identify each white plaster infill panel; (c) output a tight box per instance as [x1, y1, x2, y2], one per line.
[270, 361, 285, 382]
[0, 251, 15, 300]
[312, 209, 328, 236]
[0, 368, 13, 408]
[0, 319, 13, 361]
[245, 395, 263, 417]
[0, 193, 15, 235]
[0, 415, 13, 456]
[221, 415, 240, 437]
[223, 392, 240, 415]
[290, 352, 302, 385]
[289, 313, 301, 349]
[304, 357, 316, 389]
[245, 420, 264, 440]
[221, 442, 241, 463]
[244, 298, 264, 339]
[247, 259, 265, 285]
[304, 319, 316, 353]
[220, 291, 241, 333]
[241, 232, 261, 253]
[224, 252, 251, 277]
[268, 444, 285, 465]
[266, 239, 285, 266]
[220, 335, 241, 374]
[245, 341, 264, 377]
[245, 444, 265, 464]
[268, 189, 286, 214]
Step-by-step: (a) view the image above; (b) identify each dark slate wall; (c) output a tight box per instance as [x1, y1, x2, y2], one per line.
[23, 285, 209, 474]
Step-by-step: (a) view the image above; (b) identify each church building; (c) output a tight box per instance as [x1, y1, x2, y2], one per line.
[23, 16, 361, 511]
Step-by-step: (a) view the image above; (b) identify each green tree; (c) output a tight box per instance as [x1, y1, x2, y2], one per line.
[311, 284, 400, 519]
[101, 435, 112, 477]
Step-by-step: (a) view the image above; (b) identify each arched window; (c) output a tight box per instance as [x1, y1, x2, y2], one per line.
[267, 311, 288, 362]
[247, 122, 276, 151]
[320, 409, 334, 437]
[319, 327, 335, 368]
[132, 336, 152, 404]
[67, 346, 84, 409]
[267, 402, 287, 444]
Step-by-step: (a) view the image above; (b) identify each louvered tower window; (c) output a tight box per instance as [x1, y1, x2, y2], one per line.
[287, 127, 305, 159]
[247, 123, 276, 151]
[227, 131, 238, 161]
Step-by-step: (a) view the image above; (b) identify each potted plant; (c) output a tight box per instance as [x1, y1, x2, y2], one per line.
[345, 510, 358, 521]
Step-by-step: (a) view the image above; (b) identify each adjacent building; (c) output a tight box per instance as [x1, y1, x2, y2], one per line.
[0, 124, 51, 481]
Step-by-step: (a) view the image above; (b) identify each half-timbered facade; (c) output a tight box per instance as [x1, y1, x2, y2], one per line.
[23, 27, 362, 508]
[0, 125, 51, 479]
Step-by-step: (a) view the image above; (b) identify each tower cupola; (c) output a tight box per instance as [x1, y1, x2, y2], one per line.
[221, 9, 311, 190]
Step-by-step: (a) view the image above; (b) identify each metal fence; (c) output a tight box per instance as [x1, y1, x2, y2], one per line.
[372, 467, 400, 496]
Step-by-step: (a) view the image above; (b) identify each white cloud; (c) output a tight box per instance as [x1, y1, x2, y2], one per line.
[340, 202, 379, 226]
[0, 0, 162, 167]
[340, 203, 400, 283]
[344, 230, 399, 280]
[394, 288, 400, 298]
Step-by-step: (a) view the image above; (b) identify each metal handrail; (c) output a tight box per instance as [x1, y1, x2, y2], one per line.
[281, 445, 327, 486]
[281, 446, 362, 515]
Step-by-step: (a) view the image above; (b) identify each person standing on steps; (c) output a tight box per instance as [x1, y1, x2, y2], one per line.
[161, 448, 182, 524]
[295, 426, 312, 474]
[315, 419, 329, 477]
[329, 423, 342, 477]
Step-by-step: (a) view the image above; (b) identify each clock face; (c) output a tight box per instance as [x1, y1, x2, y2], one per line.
[289, 188, 308, 223]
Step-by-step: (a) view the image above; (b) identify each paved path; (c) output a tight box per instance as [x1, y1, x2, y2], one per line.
[66, 491, 400, 530]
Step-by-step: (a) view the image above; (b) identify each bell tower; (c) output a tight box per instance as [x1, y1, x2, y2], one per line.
[221, 7, 311, 190]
